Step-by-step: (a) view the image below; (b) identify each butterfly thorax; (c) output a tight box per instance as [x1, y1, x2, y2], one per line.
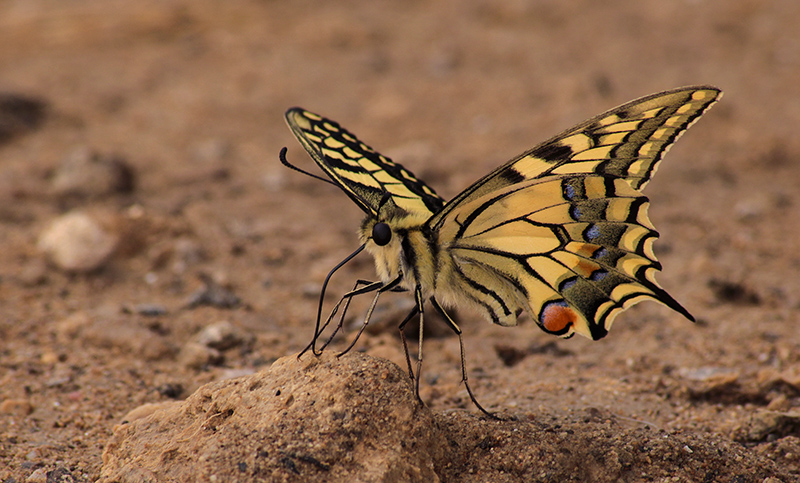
[360, 209, 437, 296]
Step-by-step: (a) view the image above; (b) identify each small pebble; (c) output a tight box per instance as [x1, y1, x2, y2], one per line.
[51, 147, 135, 197]
[155, 383, 184, 399]
[25, 468, 47, 483]
[45, 467, 76, 483]
[179, 342, 223, 370]
[195, 321, 249, 351]
[133, 304, 168, 317]
[185, 274, 240, 309]
[0, 93, 47, 145]
[17, 258, 48, 286]
[40, 351, 61, 364]
[0, 398, 34, 416]
[38, 211, 118, 272]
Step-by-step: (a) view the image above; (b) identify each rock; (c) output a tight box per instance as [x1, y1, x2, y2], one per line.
[0, 93, 47, 145]
[100, 352, 443, 483]
[51, 147, 135, 198]
[179, 320, 252, 368]
[17, 258, 48, 286]
[185, 274, 240, 309]
[736, 410, 800, 443]
[154, 383, 184, 399]
[129, 303, 168, 317]
[0, 398, 34, 416]
[25, 467, 47, 483]
[177, 342, 222, 370]
[45, 467, 76, 483]
[38, 211, 118, 272]
[194, 320, 251, 351]
[55, 311, 174, 361]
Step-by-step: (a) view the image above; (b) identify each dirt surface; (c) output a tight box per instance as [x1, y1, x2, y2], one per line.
[1, 1, 800, 481]
[97, 353, 792, 482]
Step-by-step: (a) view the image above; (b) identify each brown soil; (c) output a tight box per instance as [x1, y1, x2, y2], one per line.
[2, 1, 800, 481]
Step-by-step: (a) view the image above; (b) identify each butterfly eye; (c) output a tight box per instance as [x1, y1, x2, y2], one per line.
[372, 222, 392, 246]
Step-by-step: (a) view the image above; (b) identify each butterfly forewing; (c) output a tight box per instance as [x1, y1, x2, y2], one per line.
[285, 108, 444, 217]
[429, 86, 720, 230]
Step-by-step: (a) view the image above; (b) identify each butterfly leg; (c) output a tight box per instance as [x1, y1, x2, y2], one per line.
[397, 304, 420, 383]
[431, 297, 500, 420]
[301, 279, 380, 357]
[303, 243, 367, 357]
[319, 280, 382, 352]
[413, 285, 425, 401]
[337, 275, 403, 357]
[398, 285, 426, 404]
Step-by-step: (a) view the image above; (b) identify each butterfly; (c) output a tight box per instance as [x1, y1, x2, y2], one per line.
[281, 86, 721, 417]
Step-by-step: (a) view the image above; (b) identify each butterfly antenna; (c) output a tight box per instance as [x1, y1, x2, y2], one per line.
[300, 243, 366, 357]
[279, 147, 337, 186]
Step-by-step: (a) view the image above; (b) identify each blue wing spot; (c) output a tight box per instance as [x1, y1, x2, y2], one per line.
[590, 269, 609, 282]
[569, 205, 582, 221]
[559, 277, 578, 291]
[585, 224, 601, 241]
[592, 247, 608, 259]
[564, 184, 576, 201]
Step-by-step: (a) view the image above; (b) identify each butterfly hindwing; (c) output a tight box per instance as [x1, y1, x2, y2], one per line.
[285, 108, 444, 217]
[437, 174, 692, 339]
[431, 86, 720, 339]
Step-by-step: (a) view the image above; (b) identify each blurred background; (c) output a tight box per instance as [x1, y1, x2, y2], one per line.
[1, 0, 799, 479]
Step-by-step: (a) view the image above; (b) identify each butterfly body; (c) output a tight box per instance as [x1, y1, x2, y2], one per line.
[359, 211, 435, 295]
[285, 85, 720, 353]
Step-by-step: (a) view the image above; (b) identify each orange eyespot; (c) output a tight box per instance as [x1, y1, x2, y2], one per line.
[540, 302, 577, 334]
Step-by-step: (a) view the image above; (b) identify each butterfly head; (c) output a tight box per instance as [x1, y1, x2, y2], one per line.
[371, 222, 392, 246]
[360, 207, 431, 289]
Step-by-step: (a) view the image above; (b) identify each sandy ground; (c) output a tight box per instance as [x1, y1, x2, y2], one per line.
[1, 1, 800, 481]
